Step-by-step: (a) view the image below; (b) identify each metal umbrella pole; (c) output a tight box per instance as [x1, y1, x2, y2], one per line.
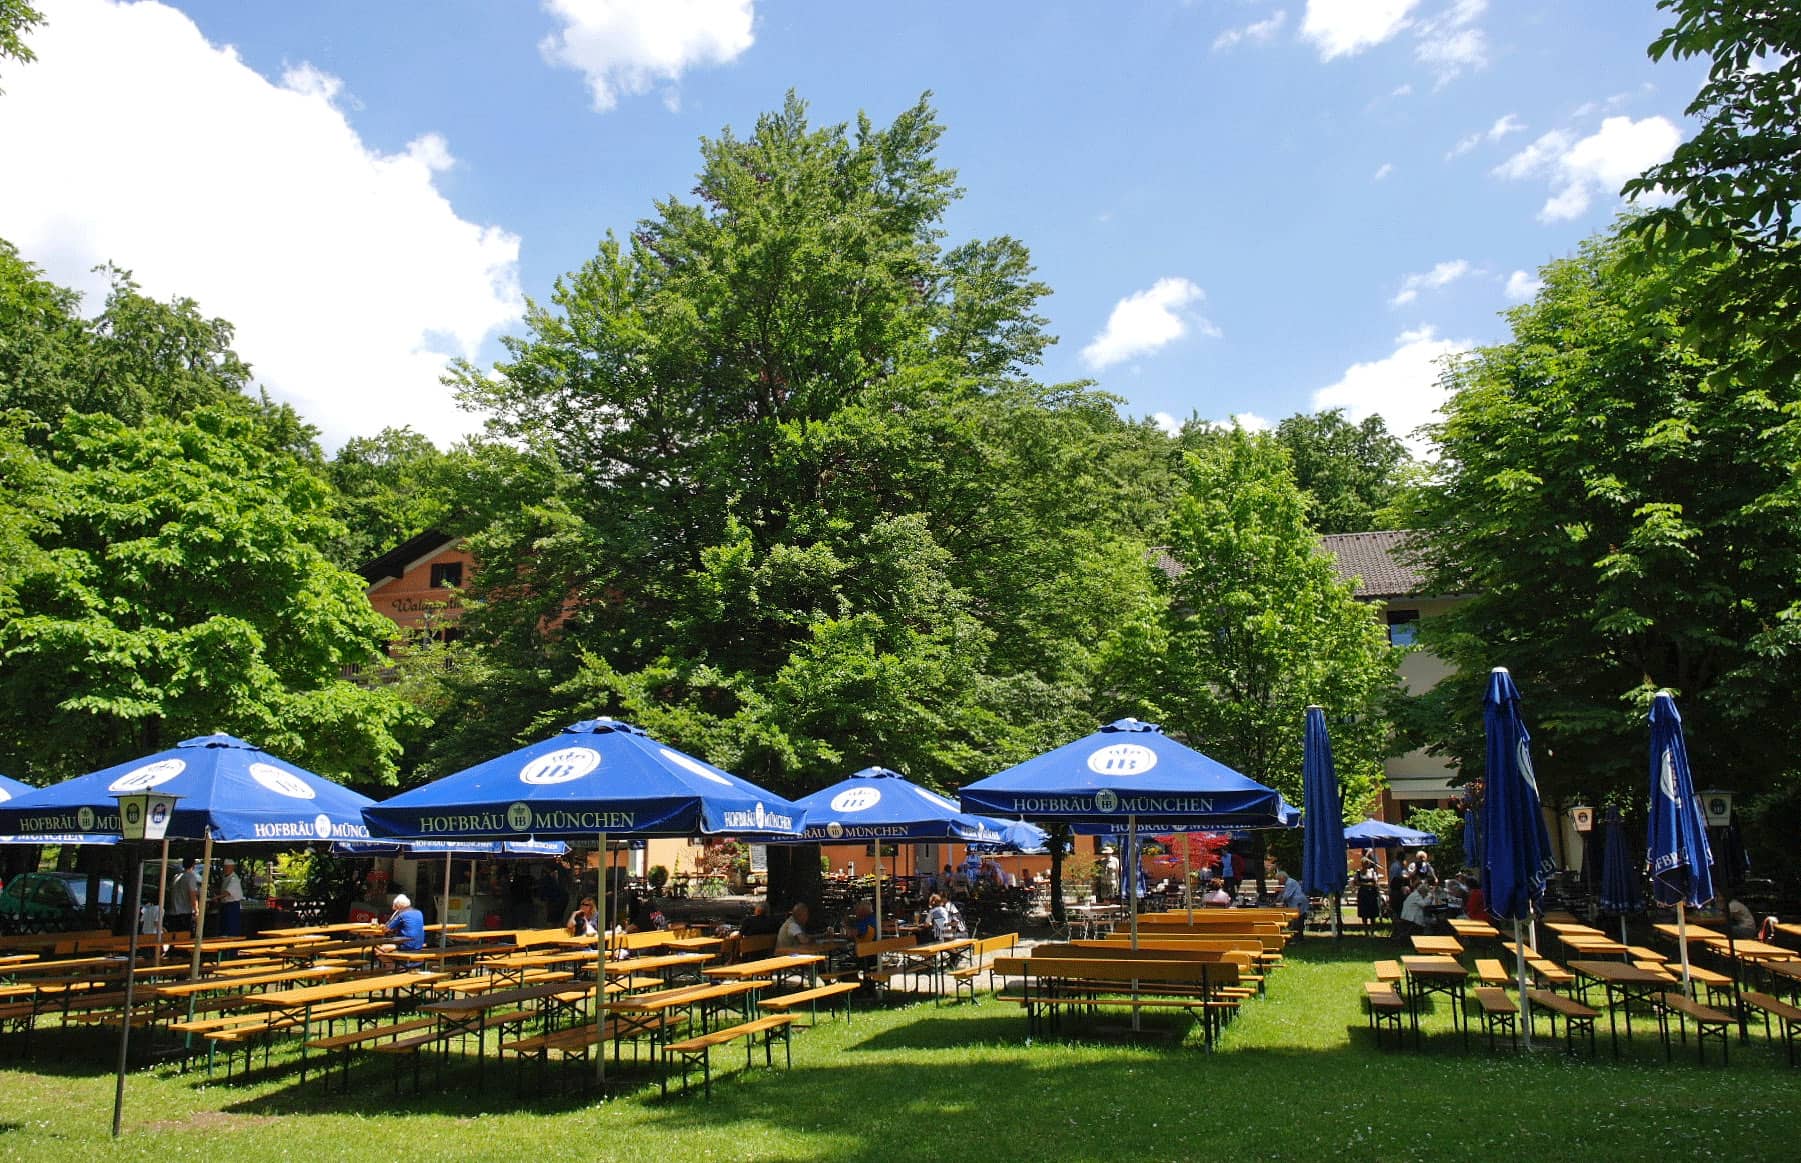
[187, 827, 213, 981]
[111, 848, 146, 1139]
[440, 851, 453, 950]
[152, 836, 169, 966]
[595, 832, 608, 1091]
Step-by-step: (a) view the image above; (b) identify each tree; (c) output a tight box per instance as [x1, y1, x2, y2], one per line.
[1624, 1, 1801, 382]
[0, 407, 415, 784]
[1400, 228, 1801, 840]
[324, 426, 451, 567]
[1272, 409, 1411, 533]
[0, 0, 40, 92]
[1131, 427, 1400, 809]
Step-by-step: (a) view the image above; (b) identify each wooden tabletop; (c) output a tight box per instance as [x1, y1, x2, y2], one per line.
[1653, 922, 1723, 941]
[1567, 959, 1668, 984]
[1410, 935, 1464, 956]
[603, 952, 710, 976]
[606, 981, 751, 1014]
[479, 950, 589, 971]
[0, 953, 40, 967]
[702, 953, 823, 981]
[424, 979, 594, 1016]
[389, 946, 508, 964]
[1400, 955, 1467, 979]
[660, 936, 724, 952]
[1545, 923, 1603, 936]
[152, 966, 347, 998]
[246, 970, 443, 1009]
[1561, 936, 1629, 955]
[1447, 919, 1499, 938]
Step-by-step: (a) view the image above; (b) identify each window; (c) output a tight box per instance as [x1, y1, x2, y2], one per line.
[1386, 608, 1420, 646]
[430, 561, 463, 589]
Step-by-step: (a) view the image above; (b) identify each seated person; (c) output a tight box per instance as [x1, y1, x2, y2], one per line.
[777, 901, 822, 950]
[739, 903, 781, 936]
[1727, 897, 1756, 938]
[377, 893, 426, 956]
[1202, 879, 1232, 907]
[1276, 872, 1310, 934]
[1461, 877, 1488, 923]
[926, 893, 967, 942]
[845, 900, 878, 943]
[566, 895, 600, 937]
[1399, 879, 1432, 937]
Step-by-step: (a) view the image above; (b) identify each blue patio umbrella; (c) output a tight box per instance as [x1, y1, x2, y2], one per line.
[789, 766, 1006, 933]
[362, 718, 804, 1088]
[1647, 690, 1714, 994]
[1341, 818, 1438, 849]
[1301, 706, 1345, 937]
[960, 718, 1285, 949]
[0, 773, 118, 847]
[1597, 806, 1640, 946]
[1462, 802, 1484, 875]
[1483, 667, 1556, 1044]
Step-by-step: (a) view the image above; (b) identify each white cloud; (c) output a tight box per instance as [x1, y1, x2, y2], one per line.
[1391, 83, 1414, 98]
[540, 0, 755, 112]
[1447, 112, 1524, 158]
[1152, 411, 1184, 437]
[0, 0, 523, 449]
[1313, 326, 1473, 454]
[1213, 9, 1288, 51]
[1504, 269, 1544, 302]
[1414, 0, 1487, 85]
[1301, 0, 1419, 60]
[1081, 277, 1214, 371]
[1390, 259, 1474, 306]
[1373, 162, 1394, 181]
[1494, 115, 1682, 222]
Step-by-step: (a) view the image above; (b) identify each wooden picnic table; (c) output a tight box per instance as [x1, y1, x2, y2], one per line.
[0, 953, 39, 968]
[605, 980, 767, 1060]
[1399, 955, 1469, 1045]
[893, 938, 974, 999]
[1546, 922, 1604, 936]
[447, 929, 532, 944]
[606, 952, 712, 983]
[660, 935, 724, 953]
[703, 953, 823, 991]
[1561, 935, 1630, 957]
[1410, 935, 1464, 957]
[244, 970, 444, 1083]
[1446, 919, 1499, 939]
[479, 949, 591, 987]
[151, 966, 346, 999]
[1567, 959, 1671, 1054]
[424, 979, 595, 1081]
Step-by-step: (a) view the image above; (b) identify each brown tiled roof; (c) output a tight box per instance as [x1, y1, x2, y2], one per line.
[1317, 531, 1426, 599]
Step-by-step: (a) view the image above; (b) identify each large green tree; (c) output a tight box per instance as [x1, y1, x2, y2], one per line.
[323, 426, 451, 567]
[1272, 409, 1411, 534]
[1400, 228, 1801, 830]
[1123, 427, 1400, 810]
[0, 0, 39, 92]
[436, 94, 1161, 803]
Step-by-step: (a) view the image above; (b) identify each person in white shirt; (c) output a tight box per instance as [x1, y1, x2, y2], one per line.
[217, 858, 245, 937]
[777, 902, 820, 950]
[1400, 880, 1433, 936]
[167, 858, 199, 934]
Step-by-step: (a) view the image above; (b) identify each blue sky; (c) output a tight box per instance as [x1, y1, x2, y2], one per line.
[0, 1, 1701, 450]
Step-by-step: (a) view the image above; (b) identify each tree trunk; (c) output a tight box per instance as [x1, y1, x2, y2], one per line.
[766, 844, 823, 916]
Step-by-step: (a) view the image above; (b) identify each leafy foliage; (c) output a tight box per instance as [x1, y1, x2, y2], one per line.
[0, 0, 39, 92]
[1272, 409, 1411, 534]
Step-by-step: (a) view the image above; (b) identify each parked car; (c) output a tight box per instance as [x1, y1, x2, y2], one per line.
[0, 871, 122, 933]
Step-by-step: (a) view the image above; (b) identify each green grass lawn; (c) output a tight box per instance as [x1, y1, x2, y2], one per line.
[4, 939, 1799, 1161]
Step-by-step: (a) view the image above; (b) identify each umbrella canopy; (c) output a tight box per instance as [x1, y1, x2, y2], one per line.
[0, 735, 377, 844]
[1646, 692, 1713, 908]
[0, 773, 119, 846]
[362, 719, 804, 842]
[792, 767, 1004, 844]
[333, 839, 568, 858]
[1598, 806, 1641, 916]
[1462, 802, 1484, 872]
[1342, 818, 1438, 849]
[958, 718, 1286, 828]
[1300, 706, 1344, 898]
[1481, 668, 1555, 922]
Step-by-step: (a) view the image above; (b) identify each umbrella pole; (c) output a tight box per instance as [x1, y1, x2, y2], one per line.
[1514, 916, 1534, 1049]
[440, 853, 452, 950]
[111, 847, 146, 1138]
[1127, 817, 1141, 1033]
[596, 831, 608, 1093]
[1182, 835, 1192, 915]
[187, 829, 213, 981]
[153, 837, 169, 966]
[873, 846, 883, 937]
[1676, 900, 1693, 998]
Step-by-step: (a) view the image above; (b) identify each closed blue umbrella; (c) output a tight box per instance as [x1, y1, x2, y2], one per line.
[1341, 818, 1438, 848]
[1483, 667, 1556, 1045]
[1301, 706, 1345, 937]
[1597, 806, 1640, 946]
[1647, 690, 1713, 994]
[1462, 794, 1485, 874]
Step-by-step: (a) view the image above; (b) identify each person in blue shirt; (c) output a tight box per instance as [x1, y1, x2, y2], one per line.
[378, 893, 426, 955]
[846, 901, 878, 943]
[1276, 873, 1310, 936]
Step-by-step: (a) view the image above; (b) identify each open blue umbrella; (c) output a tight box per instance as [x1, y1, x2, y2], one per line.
[1301, 706, 1345, 937]
[334, 838, 571, 949]
[1483, 667, 1556, 1044]
[0, 773, 118, 846]
[1597, 806, 1640, 946]
[789, 766, 1006, 934]
[1647, 690, 1713, 994]
[1342, 818, 1438, 849]
[960, 718, 1285, 949]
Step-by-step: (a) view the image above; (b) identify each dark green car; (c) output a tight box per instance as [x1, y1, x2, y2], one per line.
[0, 871, 122, 933]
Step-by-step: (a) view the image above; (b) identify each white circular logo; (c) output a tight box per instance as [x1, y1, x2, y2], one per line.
[825, 821, 844, 839]
[754, 803, 766, 829]
[1659, 749, 1678, 803]
[1087, 744, 1158, 776]
[250, 762, 316, 800]
[658, 747, 734, 786]
[1095, 789, 1121, 812]
[1516, 738, 1539, 797]
[830, 787, 882, 813]
[520, 747, 601, 785]
[77, 805, 97, 830]
[313, 813, 332, 839]
[107, 758, 186, 793]
[0, 786, 11, 803]
[506, 802, 534, 831]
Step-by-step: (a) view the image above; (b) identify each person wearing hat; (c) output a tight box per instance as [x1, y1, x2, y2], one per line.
[215, 858, 246, 937]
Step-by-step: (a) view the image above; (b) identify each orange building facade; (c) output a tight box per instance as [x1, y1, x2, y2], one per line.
[358, 530, 473, 645]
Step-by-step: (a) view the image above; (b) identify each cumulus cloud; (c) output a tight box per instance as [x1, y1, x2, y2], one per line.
[1301, 0, 1418, 60]
[1391, 259, 1474, 306]
[1213, 9, 1288, 51]
[1373, 162, 1394, 181]
[0, 0, 523, 449]
[1414, 0, 1487, 85]
[540, 0, 755, 112]
[1313, 326, 1473, 454]
[1504, 269, 1544, 301]
[1447, 112, 1524, 158]
[1493, 114, 1682, 222]
[1081, 277, 1215, 371]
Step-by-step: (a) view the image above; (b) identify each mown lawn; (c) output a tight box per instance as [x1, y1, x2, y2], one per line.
[4, 938, 1798, 1161]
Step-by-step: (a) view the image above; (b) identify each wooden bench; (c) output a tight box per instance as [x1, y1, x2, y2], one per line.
[306, 1017, 440, 1088]
[727, 933, 778, 962]
[663, 1014, 795, 1098]
[852, 937, 922, 996]
[1634, 960, 1737, 1008]
[1527, 989, 1599, 1056]
[758, 980, 859, 1025]
[993, 957, 1242, 1049]
[1743, 991, 1801, 1067]
[949, 933, 1020, 1002]
[1362, 982, 1406, 1048]
[1470, 986, 1518, 1051]
[197, 999, 393, 1080]
[1373, 959, 1404, 984]
[1659, 992, 1734, 1065]
[1473, 958, 1512, 987]
[1527, 958, 1576, 992]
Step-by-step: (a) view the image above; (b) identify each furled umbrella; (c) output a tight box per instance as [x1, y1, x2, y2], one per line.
[1596, 806, 1641, 947]
[1482, 668, 1557, 1046]
[1301, 706, 1345, 938]
[1646, 691, 1714, 997]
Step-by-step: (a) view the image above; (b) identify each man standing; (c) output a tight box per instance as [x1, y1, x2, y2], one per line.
[167, 858, 199, 936]
[217, 859, 245, 937]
